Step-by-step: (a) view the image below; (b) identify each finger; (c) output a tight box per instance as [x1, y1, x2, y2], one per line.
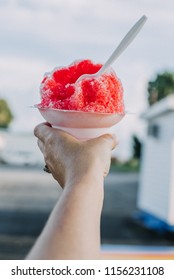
[34, 122, 52, 142]
[97, 133, 118, 150]
[37, 139, 44, 153]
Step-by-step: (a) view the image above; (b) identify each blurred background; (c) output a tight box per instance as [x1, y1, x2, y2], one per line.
[0, 0, 174, 259]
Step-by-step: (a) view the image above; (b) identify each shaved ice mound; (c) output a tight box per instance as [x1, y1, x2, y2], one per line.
[39, 59, 124, 114]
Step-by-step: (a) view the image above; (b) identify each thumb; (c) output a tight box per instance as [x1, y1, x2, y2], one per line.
[96, 133, 118, 150]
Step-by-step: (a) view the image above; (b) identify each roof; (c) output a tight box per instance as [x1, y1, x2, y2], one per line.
[142, 94, 174, 120]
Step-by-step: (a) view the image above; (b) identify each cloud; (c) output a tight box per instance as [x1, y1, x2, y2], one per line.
[1, 0, 174, 158]
[0, 0, 147, 48]
[0, 54, 47, 126]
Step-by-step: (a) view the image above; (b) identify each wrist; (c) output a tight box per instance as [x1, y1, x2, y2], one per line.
[65, 164, 104, 191]
[64, 170, 104, 213]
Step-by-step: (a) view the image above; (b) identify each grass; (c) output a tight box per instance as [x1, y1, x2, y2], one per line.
[110, 158, 140, 173]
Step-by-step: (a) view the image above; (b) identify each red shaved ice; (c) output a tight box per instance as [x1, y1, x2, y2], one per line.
[39, 59, 124, 114]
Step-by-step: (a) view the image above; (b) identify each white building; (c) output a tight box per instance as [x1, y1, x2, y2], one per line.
[0, 130, 43, 166]
[137, 94, 174, 230]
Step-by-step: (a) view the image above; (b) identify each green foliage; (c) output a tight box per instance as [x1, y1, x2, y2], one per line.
[0, 99, 13, 128]
[148, 71, 174, 105]
[110, 158, 140, 172]
[110, 134, 141, 173]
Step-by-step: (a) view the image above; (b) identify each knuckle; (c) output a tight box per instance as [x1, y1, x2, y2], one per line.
[103, 133, 118, 149]
[34, 125, 39, 137]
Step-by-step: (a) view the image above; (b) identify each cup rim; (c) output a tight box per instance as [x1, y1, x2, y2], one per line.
[34, 104, 125, 117]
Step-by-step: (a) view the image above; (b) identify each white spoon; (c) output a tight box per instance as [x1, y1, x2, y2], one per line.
[76, 15, 147, 83]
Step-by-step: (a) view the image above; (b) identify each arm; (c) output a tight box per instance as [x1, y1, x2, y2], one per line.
[26, 124, 117, 260]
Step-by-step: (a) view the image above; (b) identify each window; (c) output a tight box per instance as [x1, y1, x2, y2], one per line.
[148, 124, 160, 138]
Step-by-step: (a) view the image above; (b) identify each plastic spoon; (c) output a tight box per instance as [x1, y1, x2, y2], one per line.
[76, 15, 147, 83]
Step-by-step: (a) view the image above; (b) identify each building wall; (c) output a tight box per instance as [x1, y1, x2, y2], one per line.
[0, 130, 43, 166]
[168, 140, 174, 224]
[137, 112, 174, 225]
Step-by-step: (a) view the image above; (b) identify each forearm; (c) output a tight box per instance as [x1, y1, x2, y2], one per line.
[26, 173, 104, 260]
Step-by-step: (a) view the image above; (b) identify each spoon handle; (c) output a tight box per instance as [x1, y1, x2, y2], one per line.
[98, 15, 147, 75]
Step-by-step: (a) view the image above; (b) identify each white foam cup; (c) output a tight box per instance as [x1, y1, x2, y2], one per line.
[36, 106, 125, 140]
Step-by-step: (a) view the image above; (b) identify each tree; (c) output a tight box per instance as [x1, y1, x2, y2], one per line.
[147, 71, 174, 106]
[0, 99, 13, 128]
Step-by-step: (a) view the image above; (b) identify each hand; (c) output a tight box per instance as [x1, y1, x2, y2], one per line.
[34, 123, 117, 188]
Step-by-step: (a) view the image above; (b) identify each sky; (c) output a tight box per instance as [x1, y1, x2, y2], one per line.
[0, 0, 174, 159]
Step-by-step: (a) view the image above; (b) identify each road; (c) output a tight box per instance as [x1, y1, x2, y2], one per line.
[0, 165, 174, 259]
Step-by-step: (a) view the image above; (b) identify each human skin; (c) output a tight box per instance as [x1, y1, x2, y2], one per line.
[26, 123, 117, 260]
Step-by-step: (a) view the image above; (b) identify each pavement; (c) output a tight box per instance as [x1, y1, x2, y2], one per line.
[0, 165, 174, 259]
